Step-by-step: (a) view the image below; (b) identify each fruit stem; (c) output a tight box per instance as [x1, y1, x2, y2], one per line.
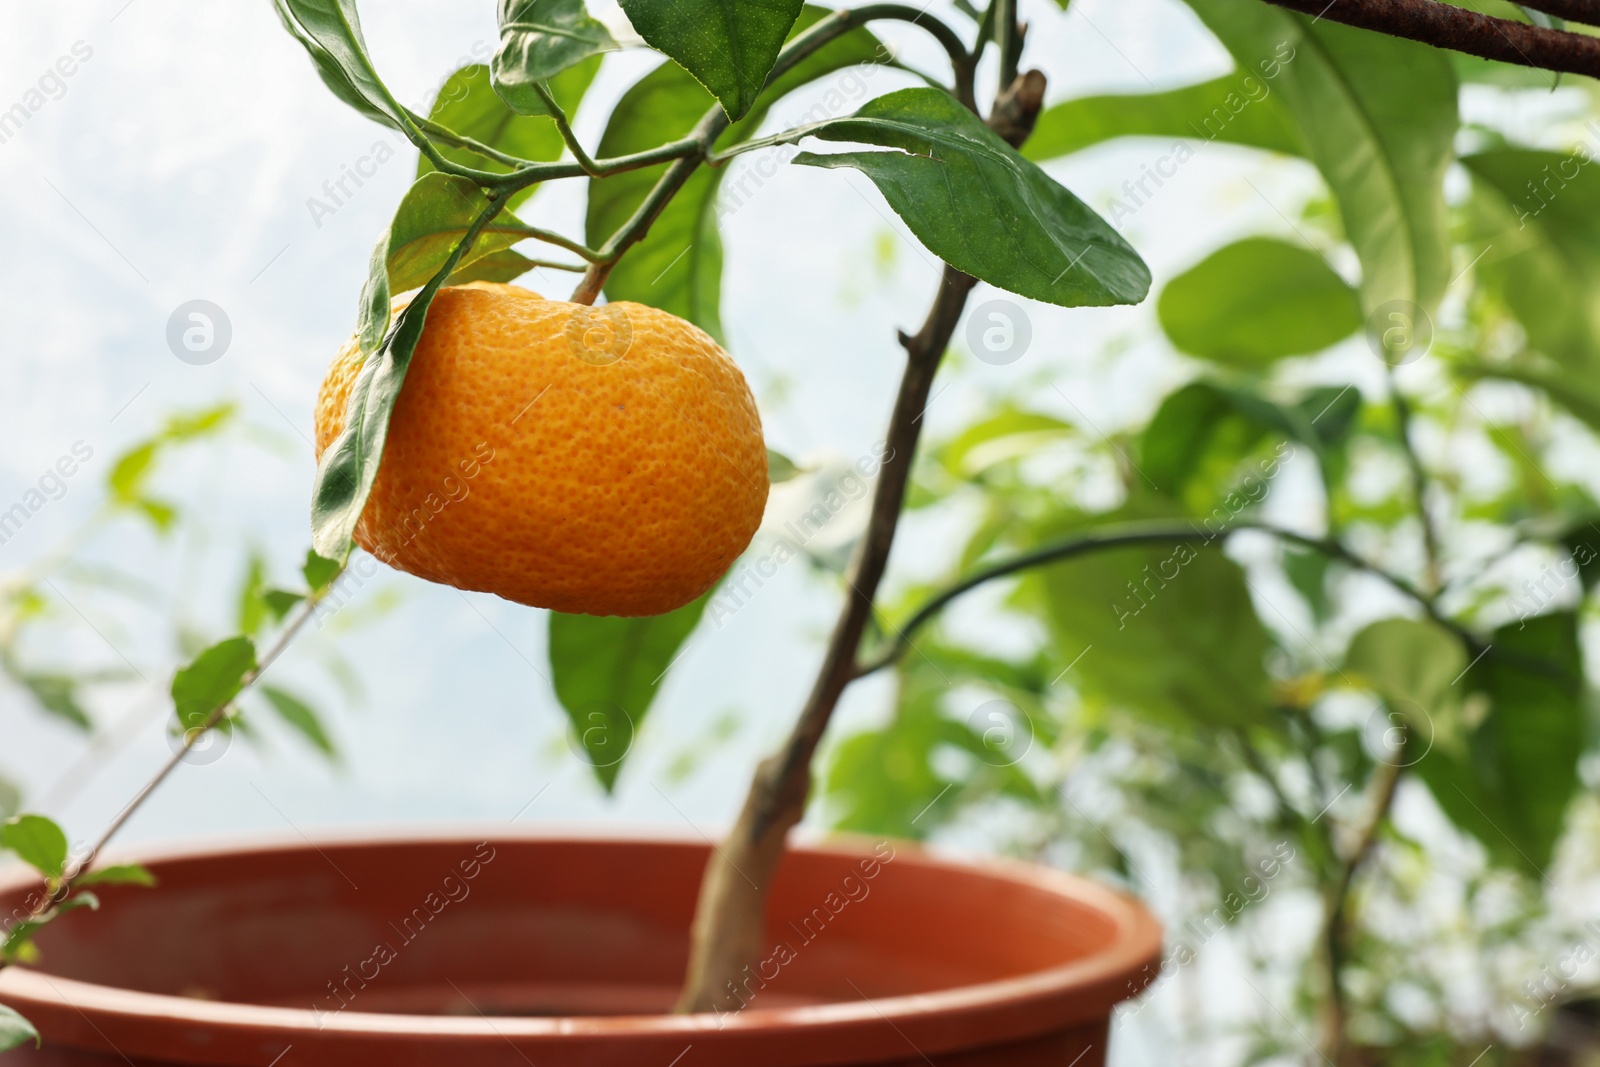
[568, 3, 974, 306]
[674, 67, 1046, 1017]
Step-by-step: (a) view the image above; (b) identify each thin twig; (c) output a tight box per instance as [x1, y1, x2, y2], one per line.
[1389, 370, 1444, 595]
[852, 518, 1475, 678]
[532, 83, 602, 176]
[1, 577, 338, 950]
[1317, 738, 1406, 1062]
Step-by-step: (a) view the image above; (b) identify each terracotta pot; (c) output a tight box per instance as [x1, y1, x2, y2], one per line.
[0, 832, 1160, 1066]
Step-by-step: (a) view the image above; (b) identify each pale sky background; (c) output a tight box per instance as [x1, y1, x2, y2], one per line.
[1, 1, 1558, 1062]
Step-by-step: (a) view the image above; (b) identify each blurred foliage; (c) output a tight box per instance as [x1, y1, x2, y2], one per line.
[808, 7, 1600, 1063]
[0, 404, 371, 821]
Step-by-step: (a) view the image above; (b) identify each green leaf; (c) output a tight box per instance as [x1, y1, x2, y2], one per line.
[1452, 151, 1600, 429]
[0, 776, 19, 820]
[1463, 150, 1600, 369]
[171, 636, 257, 731]
[1, 814, 69, 879]
[1024, 75, 1303, 162]
[446, 249, 538, 286]
[1036, 537, 1276, 728]
[136, 499, 179, 533]
[1140, 380, 1345, 504]
[75, 863, 157, 888]
[315, 201, 500, 555]
[1344, 617, 1466, 715]
[1158, 238, 1361, 367]
[262, 590, 305, 622]
[1560, 518, 1600, 590]
[619, 0, 803, 120]
[1180, 0, 1458, 315]
[356, 172, 531, 356]
[549, 590, 714, 792]
[1413, 613, 1584, 877]
[107, 404, 235, 504]
[236, 554, 270, 636]
[0, 1005, 39, 1052]
[18, 674, 91, 732]
[823, 647, 1046, 839]
[302, 550, 343, 593]
[767, 448, 802, 483]
[491, 0, 615, 113]
[938, 407, 1075, 478]
[1283, 546, 1334, 625]
[107, 442, 157, 504]
[261, 686, 339, 760]
[271, 0, 409, 128]
[793, 88, 1150, 308]
[587, 5, 883, 337]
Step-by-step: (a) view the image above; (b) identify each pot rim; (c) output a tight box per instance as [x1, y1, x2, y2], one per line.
[0, 827, 1161, 1048]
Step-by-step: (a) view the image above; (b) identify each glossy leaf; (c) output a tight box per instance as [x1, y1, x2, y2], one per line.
[1181, 0, 1457, 315]
[1, 814, 69, 879]
[317, 188, 507, 554]
[1158, 238, 1361, 366]
[76, 863, 157, 888]
[793, 88, 1150, 307]
[0, 1005, 39, 1052]
[587, 5, 883, 337]
[171, 636, 257, 731]
[1036, 538, 1277, 728]
[1025, 75, 1302, 162]
[356, 172, 531, 356]
[619, 0, 803, 120]
[271, 0, 408, 128]
[1413, 612, 1584, 877]
[261, 685, 339, 760]
[491, 0, 614, 114]
[548, 590, 714, 792]
[445, 249, 541, 286]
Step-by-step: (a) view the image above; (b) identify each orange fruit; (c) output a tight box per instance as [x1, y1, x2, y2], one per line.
[315, 282, 768, 617]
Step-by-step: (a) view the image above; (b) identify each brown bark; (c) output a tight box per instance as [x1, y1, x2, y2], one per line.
[1261, 0, 1600, 79]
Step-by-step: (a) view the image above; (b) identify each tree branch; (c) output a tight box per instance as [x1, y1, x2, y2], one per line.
[673, 69, 1047, 1017]
[0, 573, 339, 961]
[1317, 737, 1406, 1064]
[1517, 0, 1600, 27]
[1260, 0, 1600, 79]
[852, 518, 1472, 678]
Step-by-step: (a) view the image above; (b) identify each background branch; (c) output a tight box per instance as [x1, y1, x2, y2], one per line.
[1260, 0, 1600, 78]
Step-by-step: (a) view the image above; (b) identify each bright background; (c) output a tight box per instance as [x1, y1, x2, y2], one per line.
[0, 1, 1521, 1061]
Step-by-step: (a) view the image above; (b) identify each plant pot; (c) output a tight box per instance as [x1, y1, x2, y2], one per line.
[0, 831, 1161, 1066]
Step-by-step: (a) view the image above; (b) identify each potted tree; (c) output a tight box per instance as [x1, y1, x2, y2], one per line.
[2, 0, 1598, 1064]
